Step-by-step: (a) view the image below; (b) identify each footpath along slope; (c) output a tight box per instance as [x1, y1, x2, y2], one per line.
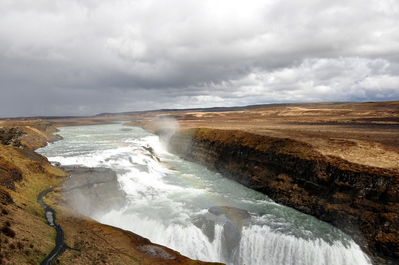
[0, 119, 222, 265]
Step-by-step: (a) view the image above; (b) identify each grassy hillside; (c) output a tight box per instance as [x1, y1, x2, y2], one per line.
[0, 120, 221, 265]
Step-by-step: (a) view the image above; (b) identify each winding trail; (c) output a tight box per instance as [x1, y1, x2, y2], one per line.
[37, 187, 77, 265]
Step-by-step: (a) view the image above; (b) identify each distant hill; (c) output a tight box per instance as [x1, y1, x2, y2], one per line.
[94, 101, 370, 117]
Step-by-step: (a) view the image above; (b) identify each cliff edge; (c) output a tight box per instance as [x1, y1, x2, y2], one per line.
[0, 120, 220, 265]
[166, 127, 398, 264]
[125, 101, 399, 264]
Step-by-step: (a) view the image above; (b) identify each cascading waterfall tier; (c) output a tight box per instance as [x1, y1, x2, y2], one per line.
[37, 123, 371, 265]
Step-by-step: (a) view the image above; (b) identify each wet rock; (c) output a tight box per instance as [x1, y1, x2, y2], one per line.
[222, 221, 241, 263]
[207, 206, 249, 262]
[193, 206, 250, 263]
[208, 206, 250, 226]
[62, 166, 127, 216]
[167, 128, 399, 264]
[193, 218, 216, 242]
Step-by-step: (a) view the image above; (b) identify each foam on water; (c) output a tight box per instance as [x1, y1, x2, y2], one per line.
[37, 123, 372, 265]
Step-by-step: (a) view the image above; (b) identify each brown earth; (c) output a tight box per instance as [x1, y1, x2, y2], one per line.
[2, 100, 399, 264]
[124, 100, 399, 264]
[0, 120, 221, 265]
[166, 128, 399, 264]
[126, 101, 399, 171]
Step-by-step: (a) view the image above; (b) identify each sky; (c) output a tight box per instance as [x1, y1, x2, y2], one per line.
[1, 0, 399, 117]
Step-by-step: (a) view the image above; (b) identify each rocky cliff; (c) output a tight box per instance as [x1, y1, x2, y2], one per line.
[167, 128, 399, 264]
[0, 120, 220, 265]
[62, 166, 127, 216]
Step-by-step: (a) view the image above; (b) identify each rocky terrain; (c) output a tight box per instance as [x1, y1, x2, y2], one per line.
[61, 166, 127, 217]
[1, 100, 398, 264]
[0, 120, 221, 265]
[126, 101, 399, 264]
[166, 128, 398, 264]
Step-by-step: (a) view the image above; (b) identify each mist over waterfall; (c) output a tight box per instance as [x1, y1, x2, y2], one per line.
[37, 123, 372, 265]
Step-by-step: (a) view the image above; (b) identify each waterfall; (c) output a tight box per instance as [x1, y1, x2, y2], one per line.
[37, 123, 372, 265]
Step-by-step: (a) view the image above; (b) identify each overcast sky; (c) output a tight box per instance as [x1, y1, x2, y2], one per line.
[1, 0, 399, 117]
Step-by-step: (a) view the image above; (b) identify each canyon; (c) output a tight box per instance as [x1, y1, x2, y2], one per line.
[128, 101, 399, 264]
[166, 127, 398, 264]
[0, 120, 221, 265]
[1, 100, 398, 264]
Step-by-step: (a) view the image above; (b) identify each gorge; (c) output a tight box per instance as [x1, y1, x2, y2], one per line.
[128, 101, 399, 264]
[0, 120, 220, 265]
[165, 127, 398, 264]
[37, 123, 372, 265]
[1, 100, 398, 264]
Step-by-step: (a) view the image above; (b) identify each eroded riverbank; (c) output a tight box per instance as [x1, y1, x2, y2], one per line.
[37, 123, 373, 265]
[165, 128, 399, 264]
[0, 120, 221, 265]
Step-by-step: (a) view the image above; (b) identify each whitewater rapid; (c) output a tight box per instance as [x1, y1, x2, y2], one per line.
[37, 123, 371, 265]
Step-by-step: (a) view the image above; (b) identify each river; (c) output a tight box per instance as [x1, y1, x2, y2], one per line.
[37, 123, 371, 265]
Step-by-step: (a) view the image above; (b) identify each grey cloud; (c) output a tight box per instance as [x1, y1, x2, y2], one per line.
[1, 0, 399, 117]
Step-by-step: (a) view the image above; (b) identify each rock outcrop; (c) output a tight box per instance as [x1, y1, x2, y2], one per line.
[192, 206, 251, 264]
[0, 127, 25, 147]
[0, 119, 62, 149]
[0, 120, 220, 265]
[167, 128, 399, 264]
[62, 166, 127, 216]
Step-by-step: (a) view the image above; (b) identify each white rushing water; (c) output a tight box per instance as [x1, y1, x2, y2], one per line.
[37, 123, 372, 265]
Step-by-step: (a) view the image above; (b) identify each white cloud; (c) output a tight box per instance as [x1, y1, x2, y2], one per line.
[106, 28, 147, 61]
[0, 0, 399, 117]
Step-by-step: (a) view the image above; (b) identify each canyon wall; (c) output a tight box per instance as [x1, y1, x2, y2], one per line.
[0, 121, 220, 265]
[166, 128, 399, 264]
[62, 166, 127, 216]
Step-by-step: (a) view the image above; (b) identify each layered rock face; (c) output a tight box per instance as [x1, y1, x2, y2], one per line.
[167, 128, 399, 264]
[0, 120, 62, 149]
[0, 121, 221, 265]
[62, 166, 127, 216]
